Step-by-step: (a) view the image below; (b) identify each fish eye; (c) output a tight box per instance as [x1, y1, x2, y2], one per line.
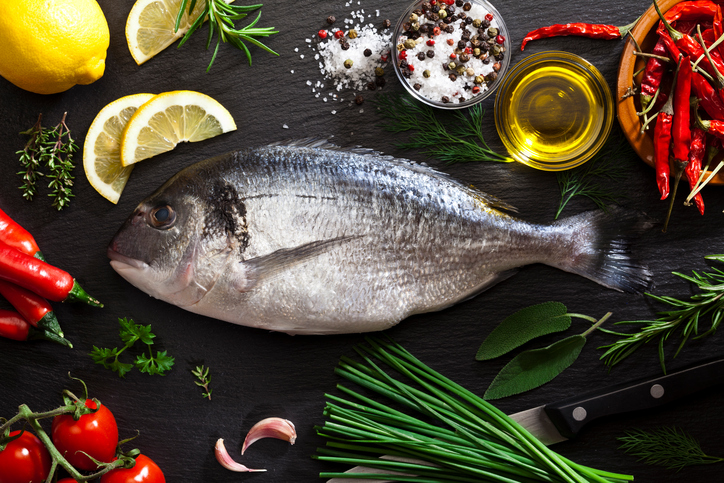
[149, 205, 176, 229]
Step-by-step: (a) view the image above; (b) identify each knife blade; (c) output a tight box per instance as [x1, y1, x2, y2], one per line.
[334, 357, 724, 482]
[509, 356, 724, 445]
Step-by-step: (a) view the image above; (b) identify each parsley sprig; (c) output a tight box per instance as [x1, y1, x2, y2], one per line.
[17, 112, 78, 210]
[175, 0, 279, 71]
[90, 318, 175, 378]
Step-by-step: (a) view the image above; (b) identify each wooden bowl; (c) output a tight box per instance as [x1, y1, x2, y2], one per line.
[616, 0, 724, 184]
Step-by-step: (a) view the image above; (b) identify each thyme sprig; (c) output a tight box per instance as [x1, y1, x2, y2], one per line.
[618, 427, 724, 471]
[16, 113, 77, 210]
[175, 0, 279, 71]
[374, 93, 513, 164]
[554, 129, 632, 219]
[192, 365, 212, 400]
[599, 254, 724, 373]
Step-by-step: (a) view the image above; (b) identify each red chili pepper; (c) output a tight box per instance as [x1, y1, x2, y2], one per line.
[0, 240, 102, 307]
[0, 279, 64, 337]
[0, 208, 44, 261]
[664, 0, 719, 24]
[521, 18, 638, 51]
[684, 127, 706, 215]
[692, 71, 724, 119]
[672, 56, 692, 164]
[654, 60, 680, 200]
[640, 37, 670, 111]
[0, 309, 70, 346]
[663, 54, 692, 232]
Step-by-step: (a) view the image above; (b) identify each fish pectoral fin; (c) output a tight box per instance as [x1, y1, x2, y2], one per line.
[231, 235, 359, 293]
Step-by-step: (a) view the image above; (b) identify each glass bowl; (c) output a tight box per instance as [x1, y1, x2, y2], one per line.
[494, 51, 614, 171]
[392, 0, 511, 109]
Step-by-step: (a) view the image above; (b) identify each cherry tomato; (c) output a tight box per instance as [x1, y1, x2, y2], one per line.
[0, 430, 52, 483]
[100, 454, 166, 483]
[51, 399, 119, 471]
[57, 479, 78, 483]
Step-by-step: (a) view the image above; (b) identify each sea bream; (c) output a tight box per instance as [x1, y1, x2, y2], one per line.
[108, 140, 650, 335]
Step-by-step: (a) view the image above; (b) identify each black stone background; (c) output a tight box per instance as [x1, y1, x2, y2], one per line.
[0, 0, 722, 481]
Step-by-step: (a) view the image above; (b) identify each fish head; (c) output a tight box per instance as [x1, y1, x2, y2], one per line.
[107, 185, 204, 302]
[108, 157, 251, 306]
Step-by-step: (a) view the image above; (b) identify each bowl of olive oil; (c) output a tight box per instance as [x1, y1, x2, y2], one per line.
[494, 51, 613, 171]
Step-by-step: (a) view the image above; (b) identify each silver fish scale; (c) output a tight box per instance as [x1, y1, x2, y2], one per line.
[179, 144, 552, 334]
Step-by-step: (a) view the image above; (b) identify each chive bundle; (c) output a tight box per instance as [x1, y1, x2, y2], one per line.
[314, 337, 633, 482]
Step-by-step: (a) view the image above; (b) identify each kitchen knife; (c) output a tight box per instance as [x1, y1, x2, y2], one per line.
[509, 356, 724, 445]
[334, 357, 724, 482]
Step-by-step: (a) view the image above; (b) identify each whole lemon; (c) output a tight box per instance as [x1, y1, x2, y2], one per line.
[0, 0, 110, 95]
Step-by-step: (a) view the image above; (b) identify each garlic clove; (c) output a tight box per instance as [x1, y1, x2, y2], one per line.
[241, 417, 297, 455]
[215, 438, 266, 472]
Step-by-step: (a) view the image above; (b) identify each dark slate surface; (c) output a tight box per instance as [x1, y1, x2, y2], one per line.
[0, 0, 722, 481]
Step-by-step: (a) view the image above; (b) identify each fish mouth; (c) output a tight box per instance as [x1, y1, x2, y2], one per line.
[107, 247, 148, 270]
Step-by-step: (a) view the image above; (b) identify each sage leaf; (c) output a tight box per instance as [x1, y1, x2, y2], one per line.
[476, 301, 571, 361]
[483, 334, 586, 400]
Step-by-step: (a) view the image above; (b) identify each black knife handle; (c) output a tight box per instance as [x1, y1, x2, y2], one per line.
[544, 358, 724, 440]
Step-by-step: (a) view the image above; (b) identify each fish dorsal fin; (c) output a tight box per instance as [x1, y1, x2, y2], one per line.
[231, 235, 359, 292]
[263, 139, 518, 213]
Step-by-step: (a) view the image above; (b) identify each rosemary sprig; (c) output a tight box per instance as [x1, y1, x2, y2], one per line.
[599, 254, 724, 373]
[554, 129, 632, 219]
[618, 427, 723, 471]
[192, 365, 212, 400]
[175, 0, 279, 72]
[16, 113, 78, 210]
[374, 93, 513, 164]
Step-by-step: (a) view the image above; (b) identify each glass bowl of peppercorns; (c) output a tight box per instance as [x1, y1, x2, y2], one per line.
[392, 0, 510, 109]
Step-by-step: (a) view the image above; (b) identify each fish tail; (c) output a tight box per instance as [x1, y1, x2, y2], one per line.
[548, 207, 653, 293]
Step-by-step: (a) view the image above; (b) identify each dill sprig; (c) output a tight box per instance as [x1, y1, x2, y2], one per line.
[554, 129, 632, 219]
[175, 0, 279, 72]
[374, 93, 513, 164]
[618, 427, 723, 471]
[599, 254, 724, 373]
[16, 112, 77, 210]
[192, 365, 212, 400]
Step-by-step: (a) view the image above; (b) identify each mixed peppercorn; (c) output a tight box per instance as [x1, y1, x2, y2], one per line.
[395, 0, 507, 104]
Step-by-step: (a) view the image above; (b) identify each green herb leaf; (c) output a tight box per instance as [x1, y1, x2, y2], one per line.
[135, 350, 175, 376]
[618, 427, 724, 470]
[119, 318, 156, 346]
[192, 365, 212, 400]
[89, 346, 134, 378]
[374, 93, 513, 164]
[90, 318, 173, 378]
[484, 334, 586, 400]
[476, 301, 571, 361]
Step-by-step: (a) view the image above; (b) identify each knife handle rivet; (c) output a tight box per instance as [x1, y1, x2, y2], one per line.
[650, 384, 665, 399]
[572, 406, 587, 421]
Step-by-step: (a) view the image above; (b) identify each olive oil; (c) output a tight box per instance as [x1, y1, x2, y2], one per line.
[494, 53, 613, 171]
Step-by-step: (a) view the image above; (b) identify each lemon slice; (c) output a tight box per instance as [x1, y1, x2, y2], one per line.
[126, 0, 233, 65]
[84, 93, 156, 203]
[120, 90, 237, 167]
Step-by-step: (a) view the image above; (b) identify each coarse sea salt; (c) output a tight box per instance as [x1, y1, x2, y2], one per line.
[317, 23, 391, 92]
[395, 1, 506, 105]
